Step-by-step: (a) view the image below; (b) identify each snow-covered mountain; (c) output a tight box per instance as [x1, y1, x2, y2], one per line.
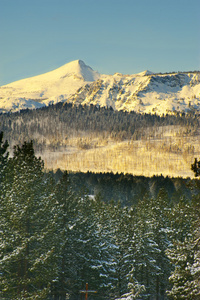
[0, 60, 100, 112]
[0, 60, 200, 115]
[69, 71, 200, 115]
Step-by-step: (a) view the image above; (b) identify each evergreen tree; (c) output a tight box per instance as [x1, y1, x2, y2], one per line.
[148, 190, 172, 299]
[72, 193, 104, 298]
[113, 204, 133, 298]
[50, 171, 80, 299]
[191, 158, 200, 177]
[166, 235, 200, 299]
[52, 184, 102, 299]
[168, 198, 195, 243]
[91, 199, 120, 299]
[166, 195, 200, 299]
[0, 131, 9, 185]
[0, 132, 10, 297]
[127, 195, 169, 300]
[0, 141, 56, 299]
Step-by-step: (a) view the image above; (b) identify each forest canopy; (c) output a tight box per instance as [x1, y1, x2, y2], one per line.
[0, 134, 200, 299]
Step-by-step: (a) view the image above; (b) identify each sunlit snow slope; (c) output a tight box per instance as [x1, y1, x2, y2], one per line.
[0, 60, 200, 115]
[0, 60, 100, 112]
[69, 71, 200, 115]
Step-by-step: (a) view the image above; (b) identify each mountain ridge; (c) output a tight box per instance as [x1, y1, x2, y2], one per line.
[0, 60, 200, 115]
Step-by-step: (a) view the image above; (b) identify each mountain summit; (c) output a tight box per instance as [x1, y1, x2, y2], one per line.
[40, 59, 100, 82]
[70, 59, 100, 81]
[0, 60, 200, 115]
[0, 60, 100, 112]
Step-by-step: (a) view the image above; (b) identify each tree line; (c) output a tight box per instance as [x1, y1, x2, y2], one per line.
[52, 169, 200, 207]
[0, 133, 200, 299]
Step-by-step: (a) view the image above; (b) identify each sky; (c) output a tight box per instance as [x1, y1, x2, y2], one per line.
[0, 0, 200, 85]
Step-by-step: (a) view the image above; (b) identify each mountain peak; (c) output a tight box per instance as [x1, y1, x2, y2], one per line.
[138, 70, 154, 76]
[77, 59, 86, 66]
[64, 59, 85, 68]
[0, 60, 101, 111]
[56, 59, 100, 82]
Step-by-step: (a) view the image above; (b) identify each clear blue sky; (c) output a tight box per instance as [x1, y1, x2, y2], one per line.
[0, 0, 200, 85]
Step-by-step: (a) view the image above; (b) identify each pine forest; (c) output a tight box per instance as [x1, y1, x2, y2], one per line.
[0, 105, 200, 300]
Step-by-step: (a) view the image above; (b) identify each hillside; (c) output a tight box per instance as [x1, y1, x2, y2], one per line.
[1, 104, 199, 177]
[0, 60, 200, 115]
[42, 125, 199, 178]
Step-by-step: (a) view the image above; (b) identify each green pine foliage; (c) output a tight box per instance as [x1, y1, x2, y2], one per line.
[166, 196, 200, 299]
[0, 131, 9, 185]
[167, 237, 200, 299]
[91, 200, 120, 298]
[1, 135, 200, 299]
[0, 141, 56, 299]
[50, 171, 80, 299]
[127, 197, 164, 299]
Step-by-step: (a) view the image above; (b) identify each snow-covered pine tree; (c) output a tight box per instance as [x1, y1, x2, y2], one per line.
[91, 198, 120, 299]
[71, 193, 105, 297]
[0, 141, 56, 299]
[50, 171, 80, 299]
[127, 196, 165, 299]
[148, 189, 172, 299]
[168, 198, 195, 244]
[189, 228, 200, 298]
[112, 203, 133, 298]
[166, 235, 200, 299]
[0, 131, 9, 184]
[0, 131, 10, 297]
[166, 195, 200, 299]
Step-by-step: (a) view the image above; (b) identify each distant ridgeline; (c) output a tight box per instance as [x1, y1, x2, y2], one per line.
[0, 102, 199, 152]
